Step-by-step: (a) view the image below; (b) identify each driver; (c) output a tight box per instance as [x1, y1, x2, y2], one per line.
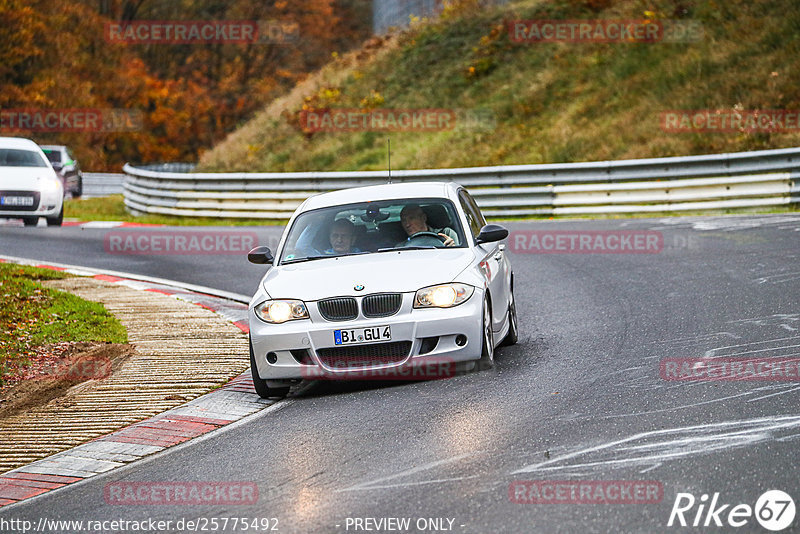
[398, 204, 457, 247]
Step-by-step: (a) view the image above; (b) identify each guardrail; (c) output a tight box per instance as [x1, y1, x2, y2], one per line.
[82, 172, 125, 198]
[122, 147, 800, 218]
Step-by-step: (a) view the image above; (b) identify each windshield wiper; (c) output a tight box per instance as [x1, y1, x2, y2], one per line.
[281, 254, 330, 265]
[281, 251, 370, 265]
[377, 246, 438, 252]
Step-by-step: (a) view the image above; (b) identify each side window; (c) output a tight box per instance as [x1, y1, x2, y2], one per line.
[458, 190, 484, 238]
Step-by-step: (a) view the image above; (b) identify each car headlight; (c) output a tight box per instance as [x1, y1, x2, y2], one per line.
[254, 299, 309, 323]
[41, 176, 62, 193]
[414, 283, 474, 308]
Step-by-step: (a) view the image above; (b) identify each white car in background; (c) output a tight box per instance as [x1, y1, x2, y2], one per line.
[0, 137, 64, 226]
[247, 182, 518, 398]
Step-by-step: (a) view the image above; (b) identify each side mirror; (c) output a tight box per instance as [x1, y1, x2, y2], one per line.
[247, 246, 274, 265]
[475, 224, 508, 245]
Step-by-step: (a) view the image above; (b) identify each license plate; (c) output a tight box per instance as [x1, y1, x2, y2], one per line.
[1, 196, 34, 206]
[334, 325, 391, 345]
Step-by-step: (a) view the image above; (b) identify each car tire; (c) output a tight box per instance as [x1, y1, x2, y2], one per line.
[74, 175, 83, 198]
[46, 206, 63, 227]
[476, 296, 494, 371]
[249, 340, 290, 399]
[501, 288, 518, 346]
[22, 217, 38, 226]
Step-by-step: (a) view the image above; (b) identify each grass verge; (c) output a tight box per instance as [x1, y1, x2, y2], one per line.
[65, 195, 287, 226]
[0, 263, 127, 386]
[66, 193, 798, 225]
[502, 204, 800, 221]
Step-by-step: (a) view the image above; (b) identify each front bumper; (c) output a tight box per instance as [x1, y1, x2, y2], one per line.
[0, 189, 62, 219]
[249, 290, 484, 381]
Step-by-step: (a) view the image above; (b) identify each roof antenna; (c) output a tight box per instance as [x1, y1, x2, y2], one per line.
[387, 138, 392, 184]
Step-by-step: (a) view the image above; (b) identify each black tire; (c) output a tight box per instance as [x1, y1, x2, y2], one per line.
[22, 217, 38, 226]
[74, 175, 83, 198]
[249, 340, 289, 399]
[476, 296, 494, 370]
[46, 206, 63, 227]
[501, 287, 518, 347]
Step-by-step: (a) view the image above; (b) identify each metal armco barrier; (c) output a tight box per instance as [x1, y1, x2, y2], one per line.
[83, 172, 125, 198]
[123, 147, 800, 219]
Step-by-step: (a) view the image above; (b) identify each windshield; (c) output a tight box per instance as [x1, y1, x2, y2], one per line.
[279, 198, 466, 265]
[42, 149, 63, 164]
[0, 149, 48, 168]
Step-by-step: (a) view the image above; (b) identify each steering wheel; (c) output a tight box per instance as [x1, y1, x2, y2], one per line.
[405, 231, 447, 247]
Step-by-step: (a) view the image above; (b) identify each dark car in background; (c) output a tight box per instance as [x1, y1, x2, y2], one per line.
[40, 145, 82, 198]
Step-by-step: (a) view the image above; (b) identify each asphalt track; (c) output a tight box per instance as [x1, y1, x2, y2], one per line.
[1, 214, 800, 533]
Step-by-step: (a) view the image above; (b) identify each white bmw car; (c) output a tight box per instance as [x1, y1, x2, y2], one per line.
[0, 137, 64, 226]
[247, 182, 518, 398]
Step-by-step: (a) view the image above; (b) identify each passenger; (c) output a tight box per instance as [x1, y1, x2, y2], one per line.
[327, 218, 360, 254]
[295, 218, 361, 256]
[398, 204, 457, 247]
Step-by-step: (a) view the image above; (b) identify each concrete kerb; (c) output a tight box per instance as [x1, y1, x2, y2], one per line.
[0, 256, 275, 509]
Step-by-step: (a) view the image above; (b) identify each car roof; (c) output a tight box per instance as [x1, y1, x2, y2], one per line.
[0, 137, 45, 151]
[300, 181, 462, 212]
[39, 145, 67, 151]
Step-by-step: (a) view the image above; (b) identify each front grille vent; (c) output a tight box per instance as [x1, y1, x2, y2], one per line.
[317, 297, 358, 321]
[316, 341, 412, 369]
[362, 293, 402, 318]
[0, 191, 40, 212]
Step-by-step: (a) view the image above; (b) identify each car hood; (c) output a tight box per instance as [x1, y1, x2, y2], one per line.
[1, 167, 57, 190]
[262, 249, 475, 300]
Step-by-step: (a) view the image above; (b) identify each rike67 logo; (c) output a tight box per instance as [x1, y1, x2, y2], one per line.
[668, 490, 795, 531]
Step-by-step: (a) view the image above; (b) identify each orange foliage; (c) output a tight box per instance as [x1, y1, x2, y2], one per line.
[0, 0, 371, 170]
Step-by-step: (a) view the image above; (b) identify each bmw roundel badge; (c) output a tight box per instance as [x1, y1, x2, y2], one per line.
[354, 284, 365, 291]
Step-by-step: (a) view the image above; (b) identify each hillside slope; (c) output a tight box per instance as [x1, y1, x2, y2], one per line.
[199, 0, 800, 172]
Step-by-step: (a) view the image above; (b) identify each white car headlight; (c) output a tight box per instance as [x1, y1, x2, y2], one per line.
[41, 176, 62, 193]
[414, 283, 474, 308]
[254, 299, 309, 323]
